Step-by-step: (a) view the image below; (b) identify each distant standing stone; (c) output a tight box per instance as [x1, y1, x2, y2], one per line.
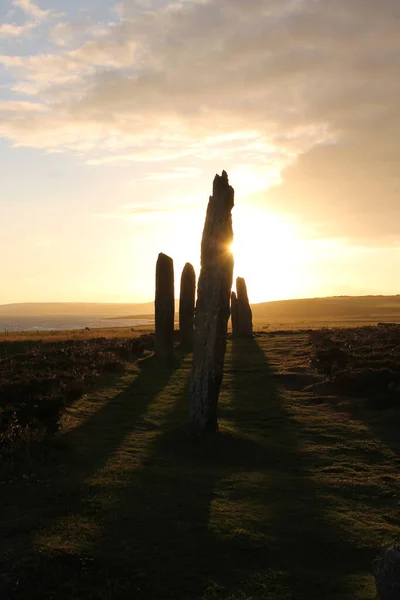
[155, 252, 175, 360]
[235, 277, 253, 337]
[179, 262, 196, 351]
[190, 170, 234, 434]
[374, 546, 400, 600]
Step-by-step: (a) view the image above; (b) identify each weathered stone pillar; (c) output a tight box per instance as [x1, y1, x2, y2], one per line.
[179, 262, 196, 351]
[235, 277, 253, 337]
[190, 170, 234, 434]
[155, 252, 174, 360]
[230, 291, 239, 335]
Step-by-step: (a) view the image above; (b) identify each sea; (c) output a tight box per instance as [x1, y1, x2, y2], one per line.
[0, 315, 154, 333]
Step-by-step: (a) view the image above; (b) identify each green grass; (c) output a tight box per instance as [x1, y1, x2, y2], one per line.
[1, 334, 398, 599]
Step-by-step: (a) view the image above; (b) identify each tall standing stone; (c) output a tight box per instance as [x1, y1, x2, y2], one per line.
[235, 277, 253, 337]
[179, 262, 196, 351]
[230, 291, 239, 335]
[155, 252, 174, 361]
[190, 170, 234, 434]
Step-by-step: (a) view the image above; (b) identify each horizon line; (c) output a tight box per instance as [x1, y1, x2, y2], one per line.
[1, 293, 400, 309]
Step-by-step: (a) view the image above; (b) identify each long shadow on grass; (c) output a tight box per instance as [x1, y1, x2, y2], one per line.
[62, 355, 178, 469]
[0, 354, 178, 599]
[58, 337, 375, 600]
[86, 361, 222, 599]
[70, 350, 293, 600]
[4, 340, 377, 600]
[227, 335, 375, 599]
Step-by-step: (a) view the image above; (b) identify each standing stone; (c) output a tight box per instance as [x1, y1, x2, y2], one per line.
[190, 170, 234, 434]
[230, 291, 239, 335]
[179, 262, 196, 351]
[155, 252, 174, 360]
[235, 277, 253, 337]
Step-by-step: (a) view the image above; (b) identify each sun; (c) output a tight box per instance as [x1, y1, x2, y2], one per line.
[230, 207, 307, 303]
[148, 199, 308, 304]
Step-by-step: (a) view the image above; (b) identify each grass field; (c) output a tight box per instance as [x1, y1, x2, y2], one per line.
[251, 315, 400, 332]
[1, 331, 399, 599]
[0, 326, 154, 343]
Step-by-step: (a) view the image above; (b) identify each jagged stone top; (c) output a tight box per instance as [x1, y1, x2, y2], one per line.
[211, 170, 234, 210]
[199, 170, 234, 269]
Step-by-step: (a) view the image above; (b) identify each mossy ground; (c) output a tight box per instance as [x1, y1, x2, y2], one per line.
[1, 333, 399, 599]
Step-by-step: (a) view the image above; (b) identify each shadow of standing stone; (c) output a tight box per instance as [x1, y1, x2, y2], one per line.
[155, 252, 175, 361]
[179, 262, 196, 351]
[190, 170, 234, 435]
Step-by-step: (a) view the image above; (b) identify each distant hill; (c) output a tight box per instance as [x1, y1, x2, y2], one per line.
[1, 295, 399, 321]
[251, 295, 400, 320]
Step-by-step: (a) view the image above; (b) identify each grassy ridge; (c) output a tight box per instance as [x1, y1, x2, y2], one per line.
[2, 294, 400, 325]
[251, 295, 400, 319]
[1, 334, 399, 598]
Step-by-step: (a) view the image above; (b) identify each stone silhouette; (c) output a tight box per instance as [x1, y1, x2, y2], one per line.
[190, 170, 234, 434]
[230, 291, 239, 334]
[232, 277, 253, 337]
[154, 252, 175, 361]
[179, 262, 196, 351]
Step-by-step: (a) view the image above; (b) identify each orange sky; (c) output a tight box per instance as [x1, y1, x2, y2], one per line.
[1, 0, 399, 304]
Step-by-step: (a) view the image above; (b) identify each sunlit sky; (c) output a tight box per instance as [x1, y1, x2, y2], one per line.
[1, 0, 400, 305]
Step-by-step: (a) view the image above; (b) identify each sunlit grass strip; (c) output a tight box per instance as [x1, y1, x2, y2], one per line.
[36, 354, 192, 557]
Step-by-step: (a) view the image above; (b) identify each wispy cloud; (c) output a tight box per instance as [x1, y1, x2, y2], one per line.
[86, 146, 203, 165]
[12, 0, 50, 22]
[141, 167, 202, 182]
[0, 21, 35, 36]
[96, 193, 204, 221]
[0, 100, 47, 112]
[0, 1, 51, 38]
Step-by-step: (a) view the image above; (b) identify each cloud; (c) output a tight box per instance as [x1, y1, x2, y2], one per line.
[50, 21, 85, 47]
[0, 0, 400, 241]
[86, 149, 191, 165]
[141, 167, 202, 181]
[263, 140, 400, 242]
[0, 0, 51, 39]
[0, 100, 46, 112]
[0, 21, 35, 36]
[12, 0, 50, 22]
[97, 192, 204, 221]
[50, 20, 117, 48]
[85, 132, 280, 166]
